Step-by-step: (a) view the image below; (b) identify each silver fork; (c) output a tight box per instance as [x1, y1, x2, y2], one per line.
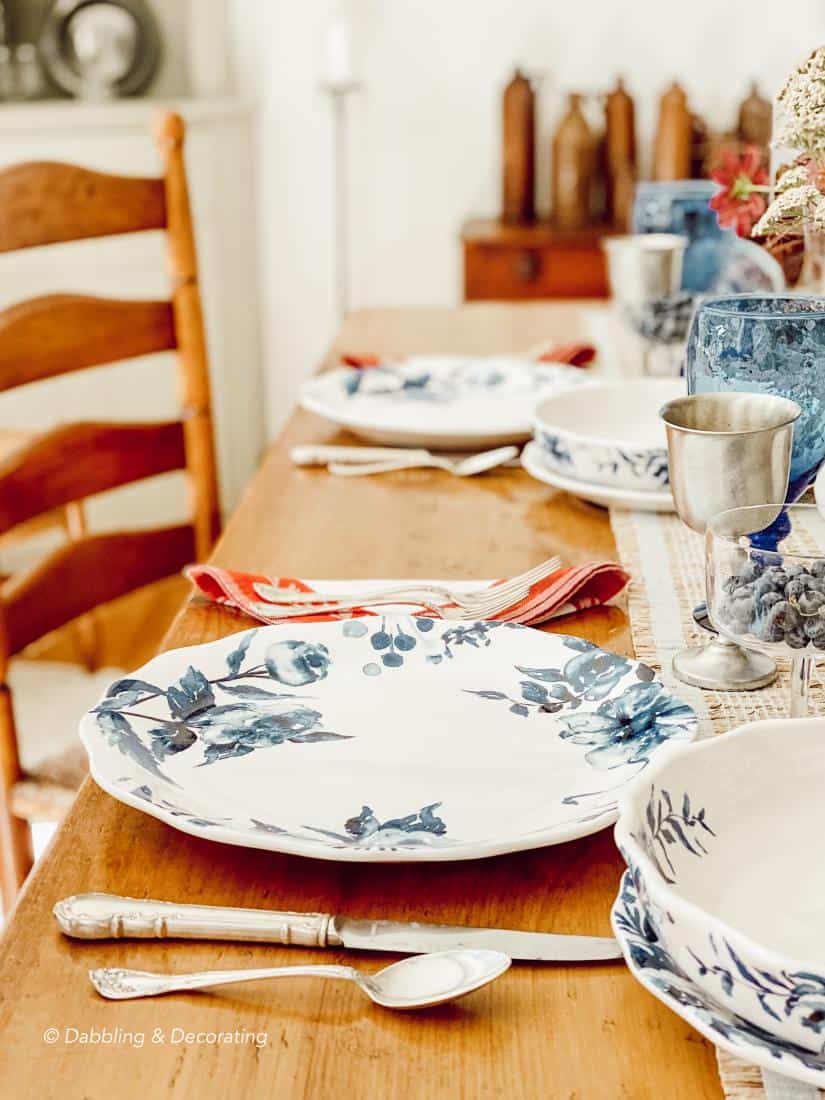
[249, 557, 561, 620]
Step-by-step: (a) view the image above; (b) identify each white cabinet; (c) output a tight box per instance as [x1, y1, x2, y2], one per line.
[0, 96, 264, 533]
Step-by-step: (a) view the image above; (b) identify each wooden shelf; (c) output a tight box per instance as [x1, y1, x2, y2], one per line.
[461, 217, 611, 301]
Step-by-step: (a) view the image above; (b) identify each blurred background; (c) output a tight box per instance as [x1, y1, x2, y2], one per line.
[0, 1, 822, 526]
[0, 0, 822, 869]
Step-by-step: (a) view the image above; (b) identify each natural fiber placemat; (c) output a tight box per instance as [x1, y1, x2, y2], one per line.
[609, 508, 825, 738]
[609, 507, 825, 1100]
[717, 1049, 821, 1099]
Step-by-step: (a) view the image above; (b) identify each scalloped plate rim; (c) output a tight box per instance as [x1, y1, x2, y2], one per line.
[78, 620, 697, 863]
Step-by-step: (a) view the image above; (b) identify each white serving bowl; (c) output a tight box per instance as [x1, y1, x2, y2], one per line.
[532, 378, 684, 492]
[616, 718, 825, 1053]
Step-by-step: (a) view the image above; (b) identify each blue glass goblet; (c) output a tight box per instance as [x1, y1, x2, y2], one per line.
[687, 294, 825, 511]
[686, 294, 825, 636]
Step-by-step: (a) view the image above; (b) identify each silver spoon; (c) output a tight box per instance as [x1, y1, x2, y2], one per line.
[89, 948, 511, 1010]
[327, 445, 519, 477]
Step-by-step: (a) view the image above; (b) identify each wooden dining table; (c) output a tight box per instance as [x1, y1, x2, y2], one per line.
[0, 303, 723, 1099]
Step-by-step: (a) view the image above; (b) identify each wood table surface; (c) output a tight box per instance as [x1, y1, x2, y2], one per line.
[0, 304, 722, 1099]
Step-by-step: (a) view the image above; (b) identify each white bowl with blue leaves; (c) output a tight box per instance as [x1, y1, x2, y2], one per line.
[532, 378, 683, 492]
[80, 616, 697, 863]
[616, 717, 825, 1054]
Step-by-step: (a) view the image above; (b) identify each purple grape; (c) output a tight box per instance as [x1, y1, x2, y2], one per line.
[759, 591, 783, 612]
[786, 578, 810, 601]
[795, 591, 825, 616]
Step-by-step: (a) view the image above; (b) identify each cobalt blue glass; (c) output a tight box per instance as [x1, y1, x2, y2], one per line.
[686, 295, 825, 504]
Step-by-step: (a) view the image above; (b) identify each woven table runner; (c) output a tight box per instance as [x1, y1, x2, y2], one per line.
[609, 507, 825, 1100]
[717, 1050, 821, 1099]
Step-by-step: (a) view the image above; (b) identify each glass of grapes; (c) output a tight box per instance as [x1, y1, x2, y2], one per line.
[707, 503, 825, 717]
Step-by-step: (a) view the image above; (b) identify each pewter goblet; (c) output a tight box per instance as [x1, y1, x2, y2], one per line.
[660, 392, 800, 691]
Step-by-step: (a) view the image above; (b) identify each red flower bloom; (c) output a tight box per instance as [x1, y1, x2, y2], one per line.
[710, 146, 769, 237]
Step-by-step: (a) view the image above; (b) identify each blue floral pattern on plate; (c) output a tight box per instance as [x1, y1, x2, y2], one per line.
[612, 869, 825, 1087]
[468, 637, 697, 803]
[93, 630, 349, 781]
[341, 358, 589, 404]
[80, 618, 697, 863]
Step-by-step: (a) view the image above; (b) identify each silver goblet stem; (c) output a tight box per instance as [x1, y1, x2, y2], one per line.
[660, 392, 801, 691]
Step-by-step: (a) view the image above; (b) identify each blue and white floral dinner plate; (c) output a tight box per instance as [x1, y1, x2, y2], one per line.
[300, 356, 593, 448]
[80, 617, 698, 862]
[612, 869, 825, 1089]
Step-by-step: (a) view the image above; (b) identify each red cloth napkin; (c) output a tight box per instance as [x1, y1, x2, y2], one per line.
[186, 562, 629, 627]
[341, 344, 596, 369]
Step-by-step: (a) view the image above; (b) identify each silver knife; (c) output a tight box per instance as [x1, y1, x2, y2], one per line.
[53, 893, 621, 962]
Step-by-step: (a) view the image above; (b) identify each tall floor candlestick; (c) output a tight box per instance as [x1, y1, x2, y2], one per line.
[321, 80, 359, 319]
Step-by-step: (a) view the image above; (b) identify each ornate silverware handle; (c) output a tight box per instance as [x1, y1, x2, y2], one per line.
[90, 964, 358, 1001]
[54, 893, 334, 947]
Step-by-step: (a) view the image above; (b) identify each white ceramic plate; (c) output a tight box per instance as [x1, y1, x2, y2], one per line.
[521, 442, 675, 512]
[613, 869, 825, 1090]
[532, 378, 683, 492]
[300, 357, 593, 448]
[80, 617, 697, 862]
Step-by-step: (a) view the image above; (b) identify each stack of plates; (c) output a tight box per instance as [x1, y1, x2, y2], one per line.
[615, 718, 825, 1089]
[522, 377, 683, 512]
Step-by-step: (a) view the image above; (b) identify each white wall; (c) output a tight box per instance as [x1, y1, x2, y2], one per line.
[229, 0, 825, 437]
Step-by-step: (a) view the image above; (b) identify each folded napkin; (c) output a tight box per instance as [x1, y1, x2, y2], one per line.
[186, 562, 629, 626]
[341, 343, 596, 369]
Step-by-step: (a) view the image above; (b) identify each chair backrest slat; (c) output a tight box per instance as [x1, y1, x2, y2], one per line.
[0, 161, 166, 252]
[0, 421, 187, 534]
[3, 525, 196, 656]
[0, 294, 176, 393]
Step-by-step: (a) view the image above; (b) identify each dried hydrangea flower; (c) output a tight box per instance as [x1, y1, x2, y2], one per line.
[775, 46, 825, 156]
[753, 184, 825, 236]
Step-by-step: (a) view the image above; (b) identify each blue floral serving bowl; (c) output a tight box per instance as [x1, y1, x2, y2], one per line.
[616, 718, 825, 1053]
[531, 378, 682, 492]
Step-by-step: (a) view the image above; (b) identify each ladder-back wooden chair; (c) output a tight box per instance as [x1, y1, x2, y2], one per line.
[0, 112, 220, 907]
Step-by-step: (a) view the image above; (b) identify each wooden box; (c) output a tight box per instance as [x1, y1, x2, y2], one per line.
[462, 219, 609, 301]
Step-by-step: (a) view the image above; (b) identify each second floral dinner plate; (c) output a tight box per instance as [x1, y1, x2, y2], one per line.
[300, 356, 593, 448]
[80, 617, 697, 862]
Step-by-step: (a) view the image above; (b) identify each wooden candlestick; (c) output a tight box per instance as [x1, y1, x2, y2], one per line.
[653, 82, 692, 181]
[501, 68, 536, 223]
[738, 82, 772, 151]
[552, 93, 594, 231]
[605, 77, 636, 229]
